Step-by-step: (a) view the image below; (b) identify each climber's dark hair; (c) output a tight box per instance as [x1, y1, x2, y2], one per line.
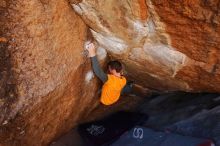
[107, 60, 123, 73]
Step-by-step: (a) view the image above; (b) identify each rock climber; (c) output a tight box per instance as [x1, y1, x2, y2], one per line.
[86, 42, 134, 106]
[86, 43, 159, 105]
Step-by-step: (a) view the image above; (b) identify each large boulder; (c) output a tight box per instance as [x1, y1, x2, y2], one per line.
[0, 0, 220, 145]
[0, 0, 101, 145]
[71, 0, 220, 92]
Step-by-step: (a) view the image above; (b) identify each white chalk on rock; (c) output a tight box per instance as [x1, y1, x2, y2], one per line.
[2, 120, 8, 125]
[82, 41, 92, 57]
[84, 41, 92, 50]
[85, 71, 94, 84]
[97, 47, 107, 61]
[91, 30, 128, 55]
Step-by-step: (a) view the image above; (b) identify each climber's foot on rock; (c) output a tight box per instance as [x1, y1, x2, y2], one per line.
[131, 84, 152, 97]
[149, 91, 161, 98]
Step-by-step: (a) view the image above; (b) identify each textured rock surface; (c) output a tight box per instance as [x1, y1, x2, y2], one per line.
[0, 0, 102, 145]
[71, 0, 220, 92]
[1, 0, 220, 146]
[139, 92, 220, 145]
[168, 106, 220, 146]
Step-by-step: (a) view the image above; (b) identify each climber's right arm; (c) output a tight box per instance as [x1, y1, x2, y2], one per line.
[86, 42, 107, 83]
[91, 56, 108, 83]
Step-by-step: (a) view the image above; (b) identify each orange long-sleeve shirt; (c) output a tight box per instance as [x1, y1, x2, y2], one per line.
[100, 74, 126, 105]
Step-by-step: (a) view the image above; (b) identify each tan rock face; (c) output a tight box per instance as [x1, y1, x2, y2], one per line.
[0, 0, 220, 145]
[0, 0, 101, 145]
[71, 0, 220, 92]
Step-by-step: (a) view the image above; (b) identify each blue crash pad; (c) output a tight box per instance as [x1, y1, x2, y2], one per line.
[111, 126, 215, 146]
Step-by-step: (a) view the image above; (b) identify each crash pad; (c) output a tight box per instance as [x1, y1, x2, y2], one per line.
[78, 111, 148, 146]
[111, 126, 215, 146]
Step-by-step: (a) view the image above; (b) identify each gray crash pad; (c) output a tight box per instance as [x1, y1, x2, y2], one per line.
[111, 126, 215, 146]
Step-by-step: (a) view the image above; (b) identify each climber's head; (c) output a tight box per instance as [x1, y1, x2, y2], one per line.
[107, 60, 123, 76]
